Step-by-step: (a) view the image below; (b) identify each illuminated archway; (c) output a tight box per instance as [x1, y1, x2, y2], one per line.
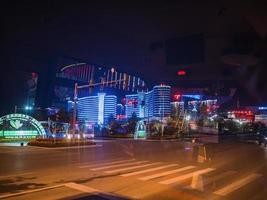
[0, 113, 46, 138]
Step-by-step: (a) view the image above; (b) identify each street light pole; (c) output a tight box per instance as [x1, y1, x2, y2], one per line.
[72, 83, 78, 134]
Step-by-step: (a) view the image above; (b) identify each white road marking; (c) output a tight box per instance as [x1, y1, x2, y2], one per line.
[159, 168, 215, 185]
[213, 173, 262, 196]
[91, 161, 149, 171]
[204, 170, 237, 186]
[65, 182, 125, 200]
[0, 172, 34, 179]
[139, 166, 196, 181]
[121, 164, 178, 177]
[65, 182, 98, 193]
[105, 162, 161, 174]
[79, 159, 135, 168]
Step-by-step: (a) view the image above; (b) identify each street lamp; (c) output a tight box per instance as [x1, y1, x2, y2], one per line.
[25, 106, 33, 110]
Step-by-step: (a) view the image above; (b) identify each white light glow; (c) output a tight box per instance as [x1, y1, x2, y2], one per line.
[185, 115, 191, 121]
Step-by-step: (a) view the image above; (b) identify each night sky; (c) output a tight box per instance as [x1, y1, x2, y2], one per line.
[1, 1, 267, 113]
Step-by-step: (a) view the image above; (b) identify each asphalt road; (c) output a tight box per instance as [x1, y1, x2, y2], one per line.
[0, 137, 267, 200]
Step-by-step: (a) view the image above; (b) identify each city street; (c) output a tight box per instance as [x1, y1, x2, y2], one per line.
[0, 137, 267, 200]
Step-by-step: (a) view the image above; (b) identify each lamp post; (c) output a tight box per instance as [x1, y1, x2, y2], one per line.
[72, 83, 78, 135]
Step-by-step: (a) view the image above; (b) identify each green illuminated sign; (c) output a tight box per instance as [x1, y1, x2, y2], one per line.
[134, 120, 147, 139]
[0, 113, 46, 138]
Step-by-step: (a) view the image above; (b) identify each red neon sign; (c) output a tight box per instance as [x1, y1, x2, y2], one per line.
[174, 94, 181, 101]
[177, 70, 186, 76]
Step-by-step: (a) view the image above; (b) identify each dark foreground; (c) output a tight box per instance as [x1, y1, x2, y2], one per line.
[0, 136, 267, 200]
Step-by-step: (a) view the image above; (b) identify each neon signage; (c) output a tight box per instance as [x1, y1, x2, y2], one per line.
[134, 120, 147, 139]
[174, 94, 181, 101]
[0, 113, 46, 138]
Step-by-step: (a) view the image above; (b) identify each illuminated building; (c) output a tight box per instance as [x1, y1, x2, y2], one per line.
[116, 104, 126, 120]
[144, 90, 154, 118]
[103, 95, 117, 124]
[153, 85, 171, 118]
[171, 101, 185, 117]
[77, 93, 117, 125]
[77, 96, 99, 124]
[125, 93, 145, 118]
[125, 85, 171, 119]
[227, 110, 254, 122]
[255, 114, 267, 125]
[188, 99, 217, 112]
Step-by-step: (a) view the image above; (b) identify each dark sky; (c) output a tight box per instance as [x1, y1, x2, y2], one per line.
[1, 1, 267, 112]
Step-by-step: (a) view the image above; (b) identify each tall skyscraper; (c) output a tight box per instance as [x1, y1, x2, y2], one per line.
[125, 85, 171, 120]
[77, 93, 117, 125]
[103, 95, 117, 124]
[77, 96, 99, 124]
[144, 90, 154, 118]
[153, 85, 171, 118]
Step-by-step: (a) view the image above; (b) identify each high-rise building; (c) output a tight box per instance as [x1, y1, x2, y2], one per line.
[144, 90, 154, 118]
[153, 85, 171, 118]
[103, 95, 117, 124]
[125, 93, 145, 118]
[77, 93, 117, 125]
[116, 104, 126, 120]
[77, 96, 99, 124]
[125, 85, 171, 120]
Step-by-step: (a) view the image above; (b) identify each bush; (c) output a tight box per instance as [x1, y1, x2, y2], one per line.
[28, 138, 96, 147]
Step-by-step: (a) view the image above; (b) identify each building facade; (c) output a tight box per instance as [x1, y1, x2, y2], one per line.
[103, 95, 117, 124]
[77, 93, 117, 125]
[125, 93, 145, 118]
[144, 90, 154, 118]
[153, 85, 171, 118]
[171, 101, 185, 117]
[125, 85, 171, 120]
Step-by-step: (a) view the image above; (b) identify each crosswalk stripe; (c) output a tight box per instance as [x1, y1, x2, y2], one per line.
[213, 173, 262, 196]
[204, 170, 237, 187]
[121, 164, 178, 177]
[159, 168, 215, 185]
[139, 166, 196, 181]
[105, 162, 162, 174]
[79, 159, 135, 169]
[91, 161, 149, 171]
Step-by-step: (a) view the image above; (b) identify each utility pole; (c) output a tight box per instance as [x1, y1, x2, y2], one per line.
[72, 83, 78, 134]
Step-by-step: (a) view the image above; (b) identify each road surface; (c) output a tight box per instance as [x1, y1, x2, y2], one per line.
[0, 138, 267, 199]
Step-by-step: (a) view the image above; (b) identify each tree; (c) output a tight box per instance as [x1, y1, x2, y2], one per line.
[107, 114, 121, 134]
[198, 103, 208, 125]
[107, 114, 116, 125]
[50, 109, 70, 123]
[126, 112, 138, 134]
